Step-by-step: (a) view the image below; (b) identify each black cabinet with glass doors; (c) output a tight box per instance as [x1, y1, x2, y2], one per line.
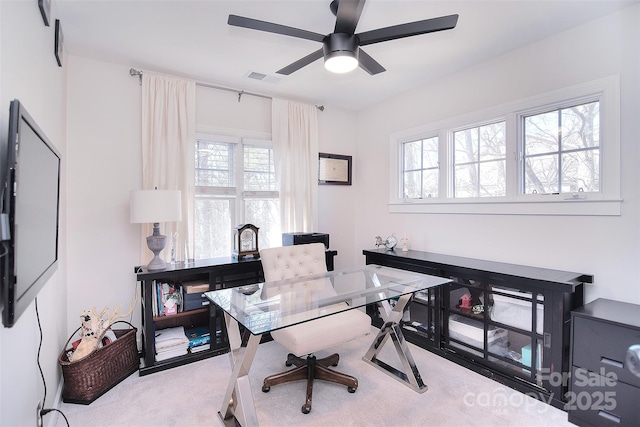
[364, 248, 592, 409]
[135, 251, 337, 376]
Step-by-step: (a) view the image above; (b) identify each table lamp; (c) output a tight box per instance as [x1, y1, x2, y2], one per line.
[130, 189, 182, 270]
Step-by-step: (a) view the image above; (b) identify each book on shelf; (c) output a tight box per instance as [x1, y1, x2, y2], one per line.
[189, 343, 210, 353]
[185, 326, 210, 348]
[152, 281, 183, 317]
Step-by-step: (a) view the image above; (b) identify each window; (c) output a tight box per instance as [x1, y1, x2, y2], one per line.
[194, 134, 280, 259]
[389, 76, 620, 216]
[402, 137, 439, 198]
[453, 122, 506, 197]
[522, 102, 599, 194]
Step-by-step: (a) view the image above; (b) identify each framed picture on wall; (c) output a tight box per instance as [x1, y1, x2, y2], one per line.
[55, 19, 63, 67]
[318, 153, 352, 185]
[38, 0, 51, 26]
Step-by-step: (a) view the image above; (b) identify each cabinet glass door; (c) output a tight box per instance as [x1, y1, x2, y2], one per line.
[406, 288, 438, 345]
[445, 279, 545, 385]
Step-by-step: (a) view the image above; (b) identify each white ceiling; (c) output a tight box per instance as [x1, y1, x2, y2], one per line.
[56, 0, 637, 111]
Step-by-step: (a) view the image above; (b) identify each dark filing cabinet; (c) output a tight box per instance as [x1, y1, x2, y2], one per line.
[569, 298, 640, 426]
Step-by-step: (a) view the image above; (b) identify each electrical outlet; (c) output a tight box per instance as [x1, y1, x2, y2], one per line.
[36, 402, 43, 427]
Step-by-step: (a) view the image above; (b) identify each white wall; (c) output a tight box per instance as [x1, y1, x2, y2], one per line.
[0, 1, 68, 426]
[65, 56, 142, 332]
[353, 5, 640, 304]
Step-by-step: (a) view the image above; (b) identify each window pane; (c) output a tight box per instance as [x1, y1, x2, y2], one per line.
[422, 169, 438, 198]
[195, 140, 235, 187]
[194, 197, 232, 258]
[244, 146, 276, 191]
[480, 160, 506, 196]
[422, 137, 439, 168]
[454, 122, 506, 198]
[403, 141, 422, 171]
[524, 155, 558, 194]
[455, 164, 477, 198]
[561, 102, 599, 150]
[454, 129, 478, 164]
[404, 170, 422, 198]
[402, 137, 438, 199]
[244, 198, 281, 249]
[524, 112, 559, 155]
[479, 122, 506, 160]
[561, 151, 599, 192]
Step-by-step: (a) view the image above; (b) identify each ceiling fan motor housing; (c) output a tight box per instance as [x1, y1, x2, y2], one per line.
[323, 33, 359, 60]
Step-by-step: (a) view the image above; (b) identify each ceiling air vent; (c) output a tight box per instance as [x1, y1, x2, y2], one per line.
[247, 71, 267, 81]
[245, 71, 282, 84]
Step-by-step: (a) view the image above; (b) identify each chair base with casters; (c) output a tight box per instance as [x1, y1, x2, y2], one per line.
[262, 352, 357, 414]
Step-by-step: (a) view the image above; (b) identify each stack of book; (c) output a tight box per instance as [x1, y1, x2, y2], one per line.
[155, 326, 189, 361]
[185, 326, 210, 353]
[152, 282, 183, 317]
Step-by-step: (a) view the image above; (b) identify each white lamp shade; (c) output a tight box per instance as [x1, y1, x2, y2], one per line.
[130, 189, 182, 224]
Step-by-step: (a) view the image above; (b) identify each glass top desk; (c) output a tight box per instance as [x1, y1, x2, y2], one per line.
[205, 264, 451, 426]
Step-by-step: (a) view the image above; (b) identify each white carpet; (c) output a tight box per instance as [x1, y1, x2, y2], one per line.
[54, 327, 572, 427]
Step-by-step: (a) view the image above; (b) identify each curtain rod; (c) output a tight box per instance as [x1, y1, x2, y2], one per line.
[129, 68, 324, 111]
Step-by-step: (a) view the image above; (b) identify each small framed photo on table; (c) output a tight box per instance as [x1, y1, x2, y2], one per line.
[318, 153, 352, 185]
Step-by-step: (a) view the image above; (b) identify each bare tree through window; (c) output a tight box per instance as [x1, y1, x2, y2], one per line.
[523, 102, 599, 194]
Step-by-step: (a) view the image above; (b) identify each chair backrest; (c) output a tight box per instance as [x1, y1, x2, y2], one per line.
[260, 243, 327, 282]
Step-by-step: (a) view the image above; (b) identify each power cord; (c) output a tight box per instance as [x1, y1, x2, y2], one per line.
[35, 298, 70, 426]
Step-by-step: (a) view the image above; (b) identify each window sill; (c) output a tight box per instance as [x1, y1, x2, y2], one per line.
[388, 197, 622, 216]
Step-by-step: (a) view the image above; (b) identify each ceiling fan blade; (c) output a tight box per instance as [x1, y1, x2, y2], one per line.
[357, 14, 459, 46]
[357, 48, 385, 75]
[334, 0, 366, 34]
[228, 15, 325, 43]
[276, 48, 324, 75]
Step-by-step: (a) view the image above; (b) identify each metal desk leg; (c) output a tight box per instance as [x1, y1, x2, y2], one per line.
[219, 313, 261, 427]
[362, 293, 428, 393]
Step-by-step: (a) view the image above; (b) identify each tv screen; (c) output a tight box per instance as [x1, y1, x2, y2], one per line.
[1, 100, 61, 328]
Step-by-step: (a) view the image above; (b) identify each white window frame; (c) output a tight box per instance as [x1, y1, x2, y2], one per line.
[401, 136, 440, 199]
[195, 126, 275, 253]
[389, 75, 621, 216]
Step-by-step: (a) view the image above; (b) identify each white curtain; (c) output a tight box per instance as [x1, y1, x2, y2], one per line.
[141, 72, 196, 263]
[271, 99, 319, 233]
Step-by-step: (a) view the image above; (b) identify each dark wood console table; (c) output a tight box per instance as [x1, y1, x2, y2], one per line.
[363, 248, 593, 409]
[135, 251, 337, 375]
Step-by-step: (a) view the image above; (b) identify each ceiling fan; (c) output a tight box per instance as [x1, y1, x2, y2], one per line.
[228, 0, 459, 75]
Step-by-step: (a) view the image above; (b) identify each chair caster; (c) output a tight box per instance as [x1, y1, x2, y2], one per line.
[347, 387, 356, 393]
[301, 404, 311, 414]
[262, 385, 270, 392]
[285, 361, 293, 367]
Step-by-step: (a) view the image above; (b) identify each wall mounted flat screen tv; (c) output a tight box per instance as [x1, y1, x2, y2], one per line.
[1, 100, 61, 327]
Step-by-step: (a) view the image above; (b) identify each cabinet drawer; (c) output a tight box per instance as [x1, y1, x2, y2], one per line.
[573, 316, 640, 388]
[569, 367, 640, 427]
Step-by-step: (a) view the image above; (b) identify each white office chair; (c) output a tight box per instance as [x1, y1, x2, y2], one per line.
[259, 243, 372, 414]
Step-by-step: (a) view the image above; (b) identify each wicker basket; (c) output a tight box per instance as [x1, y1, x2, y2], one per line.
[59, 321, 139, 404]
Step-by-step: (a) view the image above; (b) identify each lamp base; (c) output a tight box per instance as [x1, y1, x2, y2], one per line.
[146, 223, 167, 271]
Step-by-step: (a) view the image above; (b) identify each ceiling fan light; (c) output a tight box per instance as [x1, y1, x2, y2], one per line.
[324, 52, 358, 73]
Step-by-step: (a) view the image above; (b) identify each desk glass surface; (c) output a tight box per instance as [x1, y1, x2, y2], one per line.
[205, 264, 450, 335]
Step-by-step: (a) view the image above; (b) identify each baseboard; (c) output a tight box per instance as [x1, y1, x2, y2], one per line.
[44, 379, 64, 427]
